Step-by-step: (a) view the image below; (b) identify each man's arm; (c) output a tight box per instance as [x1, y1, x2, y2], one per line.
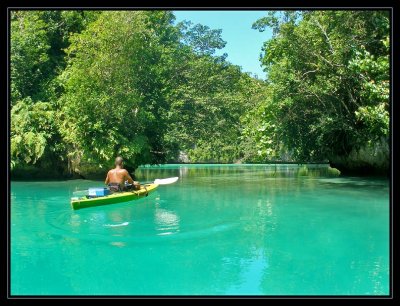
[124, 170, 134, 184]
[105, 171, 110, 185]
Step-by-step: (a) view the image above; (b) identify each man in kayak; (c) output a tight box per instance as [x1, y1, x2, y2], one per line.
[105, 156, 140, 192]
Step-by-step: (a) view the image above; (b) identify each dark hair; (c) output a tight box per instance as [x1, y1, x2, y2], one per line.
[115, 156, 123, 166]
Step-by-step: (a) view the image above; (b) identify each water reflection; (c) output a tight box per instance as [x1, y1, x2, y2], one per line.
[110, 241, 126, 248]
[154, 206, 180, 235]
[104, 222, 129, 227]
[136, 163, 333, 182]
[225, 251, 269, 295]
[179, 167, 189, 179]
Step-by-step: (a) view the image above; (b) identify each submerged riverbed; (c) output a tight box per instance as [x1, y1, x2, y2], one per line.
[10, 164, 389, 295]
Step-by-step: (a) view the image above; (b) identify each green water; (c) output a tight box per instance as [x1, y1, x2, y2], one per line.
[11, 164, 389, 296]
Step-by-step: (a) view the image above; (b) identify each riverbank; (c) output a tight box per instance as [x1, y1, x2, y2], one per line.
[10, 162, 389, 181]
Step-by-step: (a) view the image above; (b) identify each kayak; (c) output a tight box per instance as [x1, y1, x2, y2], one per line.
[71, 183, 158, 210]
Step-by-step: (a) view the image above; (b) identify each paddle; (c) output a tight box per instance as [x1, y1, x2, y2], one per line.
[139, 177, 179, 185]
[153, 177, 179, 185]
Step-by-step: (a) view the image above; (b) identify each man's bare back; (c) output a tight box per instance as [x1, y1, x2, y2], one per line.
[105, 168, 133, 185]
[105, 157, 140, 190]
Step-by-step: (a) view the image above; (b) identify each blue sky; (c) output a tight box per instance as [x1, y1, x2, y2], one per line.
[173, 10, 273, 80]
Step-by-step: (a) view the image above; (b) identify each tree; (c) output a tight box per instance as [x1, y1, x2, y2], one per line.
[159, 20, 253, 163]
[249, 10, 389, 167]
[11, 10, 286, 175]
[59, 11, 183, 170]
[10, 10, 100, 171]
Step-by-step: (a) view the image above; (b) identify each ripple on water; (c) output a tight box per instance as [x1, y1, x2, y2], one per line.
[45, 208, 239, 245]
[316, 177, 388, 187]
[103, 222, 130, 227]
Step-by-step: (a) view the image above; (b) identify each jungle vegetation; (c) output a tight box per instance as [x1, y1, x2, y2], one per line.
[10, 10, 390, 176]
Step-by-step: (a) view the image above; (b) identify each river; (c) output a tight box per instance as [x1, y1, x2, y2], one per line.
[10, 164, 389, 295]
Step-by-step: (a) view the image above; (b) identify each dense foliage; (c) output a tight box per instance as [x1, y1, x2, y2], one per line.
[247, 10, 389, 165]
[10, 11, 100, 172]
[10, 10, 260, 173]
[10, 10, 390, 176]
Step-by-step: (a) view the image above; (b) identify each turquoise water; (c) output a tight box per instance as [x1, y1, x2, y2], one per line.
[11, 164, 390, 295]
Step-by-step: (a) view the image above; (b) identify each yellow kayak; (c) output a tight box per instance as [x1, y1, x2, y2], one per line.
[71, 183, 158, 210]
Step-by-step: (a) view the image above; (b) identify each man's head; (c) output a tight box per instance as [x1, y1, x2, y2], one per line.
[115, 156, 124, 167]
